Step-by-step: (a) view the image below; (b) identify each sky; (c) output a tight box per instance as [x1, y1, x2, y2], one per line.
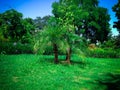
[0, 0, 119, 36]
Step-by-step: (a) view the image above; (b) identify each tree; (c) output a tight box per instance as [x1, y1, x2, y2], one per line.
[78, 0, 110, 43]
[34, 1, 85, 64]
[52, 1, 85, 63]
[0, 9, 35, 43]
[33, 15, 51, 30]
[21, 18, 35, 43]
[87, 7, 111, 43]
[52, 0, 111, 43]
[34, 17, 66, 63]
[112, 0, 120, 33]
[0, 9, 23, 40]
[34, 15, 83, 64]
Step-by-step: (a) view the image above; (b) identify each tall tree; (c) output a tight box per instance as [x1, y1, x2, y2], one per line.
[78, 0, 110, 43]
[21, 18, 35, 43]
[0, 9, 23, 40]
[0, 9, 35, 43]
[52, 0, 85, 63]
[112, 0, 120, 33]
[95, 7, 110, 42]
[52, 0, 110, 43]
[33, 15, 51, 30]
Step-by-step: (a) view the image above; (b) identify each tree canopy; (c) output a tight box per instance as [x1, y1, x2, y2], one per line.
[52, 0, 110, 43]
[33, 15, 51, 30]
[112, 0, 120, 33]
[0, 9, 35, 43]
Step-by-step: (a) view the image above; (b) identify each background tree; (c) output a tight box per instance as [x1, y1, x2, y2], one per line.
[52, 0, 111, 43]
[112, 0, 120, 49]
[77, 0, 110, 43]
[0, 9, 23, 40]
[0, 9, 35, 43]
[21, 18, 35, 43]
[33, 15, 51, 30]
[112, 0, 120, 33]
[91, 7, 111, 42]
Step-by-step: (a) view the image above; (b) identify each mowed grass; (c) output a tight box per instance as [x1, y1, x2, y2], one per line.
[0, 54, 120, 90]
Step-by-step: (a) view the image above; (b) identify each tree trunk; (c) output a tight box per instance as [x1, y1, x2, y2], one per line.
[53, 43, 59, 64]
[66, 47, 71, 64]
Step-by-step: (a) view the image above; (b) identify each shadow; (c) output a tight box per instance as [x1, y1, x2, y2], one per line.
[35, 55, 54, 65]
[71, 60, 86, 64]
[97, 73, 120, 90]
[36, 55, 88, 68]
[70, 60, 87, 68]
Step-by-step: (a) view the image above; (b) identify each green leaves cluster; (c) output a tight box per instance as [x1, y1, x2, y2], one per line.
[33, 16, 51, 30]
[34, 17, 69, 54]
[52, 0, 111, 43]
[112, 0, 120, 33]
[0, 9, 35, 43]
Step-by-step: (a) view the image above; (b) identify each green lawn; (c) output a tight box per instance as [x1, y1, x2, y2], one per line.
[0, 54, 120, 90]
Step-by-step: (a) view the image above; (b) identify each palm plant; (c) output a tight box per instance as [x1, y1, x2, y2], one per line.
[34, 16, 85, 64]
[34, 17, 67, 63]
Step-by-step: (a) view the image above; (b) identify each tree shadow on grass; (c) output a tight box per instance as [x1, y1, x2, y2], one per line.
[37, 55, 88, 68]
[37, 56, 54, 64]
[97, 73, 120, 90]
[70, 60, 87, 68]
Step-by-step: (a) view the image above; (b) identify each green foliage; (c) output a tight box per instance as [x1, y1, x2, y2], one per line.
[52, 0, 111, 43]
[0, 54, 120, 90]
[33, 15, 51, 30]
[101, 35, 120, 49]
[112, 0, 120, 33]
[0, 9, 23, 40]
[0, 42, 33, 54]
[0, 9, 35, 43]
[34, 16, 65, 54]
[52, 1, 86, 60]
[101, 40, 115, 49]
[86, 47, 120, 58]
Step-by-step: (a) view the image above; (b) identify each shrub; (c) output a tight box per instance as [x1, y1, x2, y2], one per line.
[0, 41, 33, 54]
[101, 35, 120, 49]
[86, 47, 120, 58]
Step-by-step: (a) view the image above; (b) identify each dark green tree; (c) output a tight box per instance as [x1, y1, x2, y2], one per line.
[87, 7, 111, 43]
[33, 15, 51, 30]
[0, 9, 23, 40]
[0, 9, 35, 43]
[52, 0, 110, 43]
[112, 0, 120, 33]
[21, 18, 35, 43]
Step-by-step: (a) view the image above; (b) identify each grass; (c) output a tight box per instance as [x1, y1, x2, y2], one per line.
[0, 54, 120, 90]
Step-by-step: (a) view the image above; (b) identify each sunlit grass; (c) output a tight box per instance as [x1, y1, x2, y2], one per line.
[0, 54, 120, 90]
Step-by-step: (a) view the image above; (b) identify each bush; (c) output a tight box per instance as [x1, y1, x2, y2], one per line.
[101, 35, 120, 49]
[43, 46, 53, 55]
[86, 47, 120, 58]
[0, 41, 33, 54]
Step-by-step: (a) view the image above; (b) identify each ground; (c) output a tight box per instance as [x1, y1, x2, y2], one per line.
[0, 54, 120, 90]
